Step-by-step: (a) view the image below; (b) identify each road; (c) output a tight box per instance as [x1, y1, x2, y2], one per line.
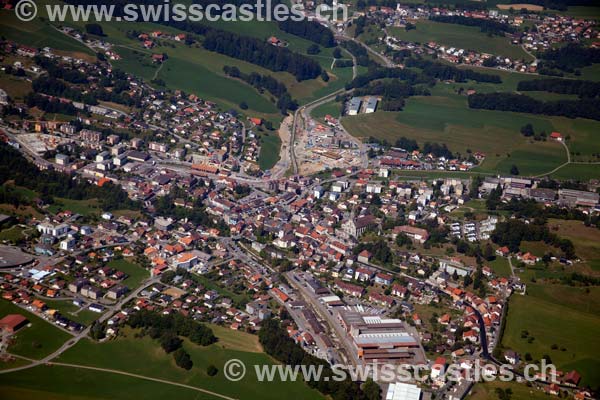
[0, 275, 159, 375]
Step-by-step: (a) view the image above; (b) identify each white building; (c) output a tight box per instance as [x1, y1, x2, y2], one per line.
[37, 222, 69, 238]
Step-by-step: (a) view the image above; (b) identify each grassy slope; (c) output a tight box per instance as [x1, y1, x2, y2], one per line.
[502, 290, 600, 387]
[53, 329, 323, 400]
[0, 299, 71, 360]
[0, 365, 219, 400]
[0, 10, 93, 58]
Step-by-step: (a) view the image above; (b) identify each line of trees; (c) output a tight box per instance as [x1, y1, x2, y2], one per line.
[537, 44, 600, 73]
[340, 40, 371, 67]
[468, 92, 600, 121]
[222, 66, 298, 114]
[127, 309, 217, 370]
[353, 79, 430, 111]
[405, 58, 502, 83]
[491, 219, 576, 259]
[517, 78, 600, 98]
[278, 19, 335, 47]
[25, 93, 78, 115]
[346, 66, 434, 90]
[430, 15, 515, 36]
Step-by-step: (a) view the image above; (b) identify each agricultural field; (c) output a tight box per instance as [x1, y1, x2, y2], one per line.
[388, 21, 532, 61]
[0, 365, 219, 400]
[468, 380, 551, 400]
[547, 219, 600, 273]
[50, 328, 324, 400]
[501, 289, 600, 388]
[0, 299, 71, 360]
[341, 91, 581, 176]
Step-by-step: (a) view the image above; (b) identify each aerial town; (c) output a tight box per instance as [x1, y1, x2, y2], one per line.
[0, 1, 599, 400]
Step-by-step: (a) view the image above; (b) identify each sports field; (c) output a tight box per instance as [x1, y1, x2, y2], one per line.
[388, 21, 532, 61]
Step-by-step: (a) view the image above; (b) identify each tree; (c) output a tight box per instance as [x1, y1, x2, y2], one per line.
[85, 23, 105, 36]
[333, 47, 342, 59]
[207, 364, 218, 376]
[362, 379, 381, 400]
[160, 332, 183, 353]
[174, 348, 193, 370]
[307, 43, 321, 55]
[510, 164, 520, 176]
[520, 123, 535, 137]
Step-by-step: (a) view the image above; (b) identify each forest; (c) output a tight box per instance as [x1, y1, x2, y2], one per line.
[517, 78, 600, 98]
[468, 92, 600, 121]
[222, 66, 298, 114]
[202, 29, 323, 81]
[538, 44, 600, 73]
[278, 19, 335, 47]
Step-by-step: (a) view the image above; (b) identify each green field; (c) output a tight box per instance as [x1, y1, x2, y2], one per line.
[0, 74, 32, 102]
[107, 258, 149, 290]
[0, 9, 94, 58]
[468, 380, 551, 400]
[311, 100, 343, 120]
[258, 132, 282, 171]
[341, 93, 576, 176]
[488, 257, 512, 278]
[0, 225, 28, 243]
[49, 328, 323, 400]
[42, 299, 100, 326]
[501, 290, 600, 388]
[548, 219, 600, 273]
[388, 20, 532, 61]
[47, 198, 101, 216]
[0, 365, 220, 400]
[550, 163, 600, 181]
[0, 300, 71, 360]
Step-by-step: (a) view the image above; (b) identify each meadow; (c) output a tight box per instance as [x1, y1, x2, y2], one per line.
[106, 258, 150, 290]
[0, 365, 220, 400]
[468, 380, 551, 400]
[49, 327, 324, 400]
[0, 299, 71, 360]
[388, 21, 532, 61]
[341, 92, 574, 176]
[501, 289, 600, 387]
